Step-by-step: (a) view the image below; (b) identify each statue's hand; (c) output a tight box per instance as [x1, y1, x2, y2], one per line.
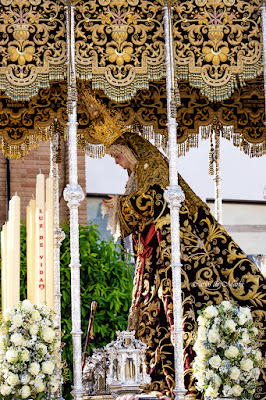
[102, 195, 115, 209]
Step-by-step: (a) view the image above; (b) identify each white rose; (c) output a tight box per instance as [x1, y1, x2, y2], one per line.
[22, 300, 33, 312]
[7, 372, 19, 386]
[0, 384, 12, 396]
[194, 358, 206, 370]
[223, 384, 233, 397]
[36, 343, 47, 355]
[241, 358, 253, 371]
[3, 309, 11, 321]
[209, 355, 222, 369]
[10, 332, 24, 346]
[6, 349, 18, 362]
[204, 305, 219, 318]
[221, 300, 233, 311]
[35, 380, 45, 393]
[252, 327, 258, 336]
[197, 315, 207, 327]
[53, 340, 61, 351]
[50, 381, 59, 393]
[21, 385, 31, 399]
[29, 361, 40, 376]
[193, 339, 203, 352]
[20, 374, 31, 384]
[21, 349, 30, 362]
[29, 324, 39, 336]
[42, 327, 55, 343]
[31, 310, 41, 321]
[208, 328, 220, 343]
[194, 370, 205, 386]
[240, 306, 252, 320]
[12, 313, 23, 327]
[252, 368, 260, 379]
[205, 369, 214, 379]
[230, 366, 240, 380]
[224, 319, 236, 332]
[0, 326, 8, 337]
[232, 384, 243, 396]
[42, 361, 55, 375]
[196, 347, 210, 358]
[238, 314, 247, 325]
[255, 350, 262, 361]
[205, 385, 219, 397]
[225, 345, 239, 358]
[240, 331, 250, 345]
[213, 373, 222, 388]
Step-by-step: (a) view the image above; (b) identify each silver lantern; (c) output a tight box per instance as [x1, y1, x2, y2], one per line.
[105, 331, 151, 396]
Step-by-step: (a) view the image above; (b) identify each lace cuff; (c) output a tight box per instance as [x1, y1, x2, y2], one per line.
[101, 195, 121, 241]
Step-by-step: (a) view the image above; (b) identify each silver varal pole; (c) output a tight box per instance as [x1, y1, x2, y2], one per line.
[163, 2, 186, 400]
[49, 128, 65, 398]
[214, 131, 222, 224]
[64, 3, 85, 400]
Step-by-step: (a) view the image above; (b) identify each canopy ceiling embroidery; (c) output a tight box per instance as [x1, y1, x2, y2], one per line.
[0, 0, 66, 101]
[173, 0, 263, 101]
[0, 0, 263, 103]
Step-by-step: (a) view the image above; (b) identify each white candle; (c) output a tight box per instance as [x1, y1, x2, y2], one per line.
[36, 174, 46, 305]
[1, 223, 8, 311]
[9, 195, 20, 308]
[45, 177, 54, 309]
[27, 199, 36, 304]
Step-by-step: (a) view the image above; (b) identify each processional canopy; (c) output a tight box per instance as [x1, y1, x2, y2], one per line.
[0, 0, 265, 158]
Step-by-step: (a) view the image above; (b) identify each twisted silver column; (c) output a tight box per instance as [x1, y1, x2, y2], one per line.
[49, 130, 65, 399]
[64, 3, 85, 400]
[163, 3, 186, 400]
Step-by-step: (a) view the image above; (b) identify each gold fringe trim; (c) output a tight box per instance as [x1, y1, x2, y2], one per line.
[0, 65, 66, 102]
[176, 62, 263, 102]
[89, 64, 166, 104]
[0, 129, 51, 159]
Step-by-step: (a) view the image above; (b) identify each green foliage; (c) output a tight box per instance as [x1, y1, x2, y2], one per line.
[0, 223, 133, 400]
[57, 223, 133, 399]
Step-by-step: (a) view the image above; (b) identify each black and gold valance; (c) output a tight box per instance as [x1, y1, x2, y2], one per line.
[0, 0, 66, 101]
[74, 0, 166, 103]
[173, 0, 263, 101]
[1, 0, 263, 103]
[1, 77, 265, 158]
[74, 0, 263, 102]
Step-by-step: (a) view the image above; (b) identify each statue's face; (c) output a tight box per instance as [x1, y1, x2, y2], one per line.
[114, 152, 132, 170]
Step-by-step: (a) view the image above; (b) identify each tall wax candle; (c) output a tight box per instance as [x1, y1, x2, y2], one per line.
[27, 199, 36, 304]
[45, 177, 54, 309]
[36, 174, 46, 305]
[9, 195, 20, 308]
[1, 223, 8, 311]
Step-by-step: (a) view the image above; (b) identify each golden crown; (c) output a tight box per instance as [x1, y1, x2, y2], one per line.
[81, 89, 125, 147]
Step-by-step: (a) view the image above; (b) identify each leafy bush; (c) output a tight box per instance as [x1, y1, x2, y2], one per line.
[0, 223, 133, 400]
[60, 224, 133, 398]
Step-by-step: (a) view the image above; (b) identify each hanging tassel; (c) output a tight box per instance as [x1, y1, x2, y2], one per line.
[209, 134, 215, 175]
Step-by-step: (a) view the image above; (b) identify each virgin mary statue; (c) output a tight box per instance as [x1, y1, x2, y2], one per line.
[101, 131, 266, 399]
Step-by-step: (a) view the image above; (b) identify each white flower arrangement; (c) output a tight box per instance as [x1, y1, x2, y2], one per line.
[193, 301, 261, 399]
[0, 300, 62, 399]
